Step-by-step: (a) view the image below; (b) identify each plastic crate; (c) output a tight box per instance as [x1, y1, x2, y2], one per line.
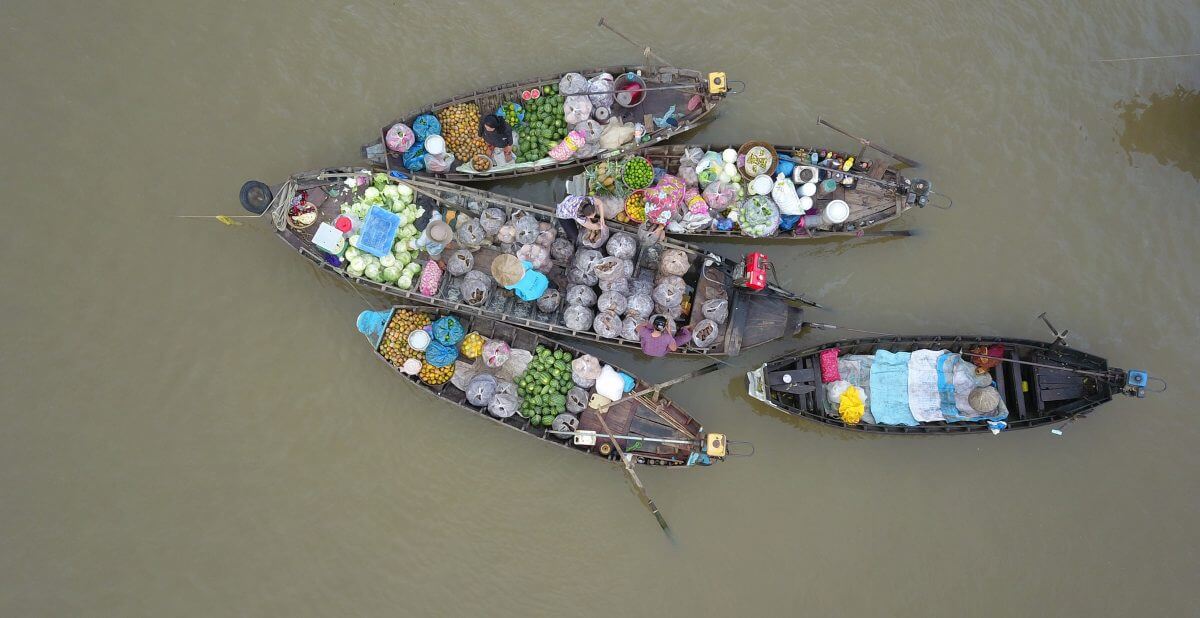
[357, 206, 401, 258]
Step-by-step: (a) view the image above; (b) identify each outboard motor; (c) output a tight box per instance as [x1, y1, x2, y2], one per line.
[903, 178, 932, 208]
[732, 252, 770, 292]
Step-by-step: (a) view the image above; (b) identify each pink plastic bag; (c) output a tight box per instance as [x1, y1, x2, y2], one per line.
[385, 123, 415, 152]
[643, 175, 685, 225]
[549, 129, 587, 162]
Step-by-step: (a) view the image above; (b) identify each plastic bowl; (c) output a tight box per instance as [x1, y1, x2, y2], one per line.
[424, 134, 446, 156]
[408, 329, 431, 351]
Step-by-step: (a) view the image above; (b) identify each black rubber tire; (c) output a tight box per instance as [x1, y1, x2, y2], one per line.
[239, 180, 273, 215]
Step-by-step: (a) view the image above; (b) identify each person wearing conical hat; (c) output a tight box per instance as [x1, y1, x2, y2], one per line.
[490, 253, 548, 302]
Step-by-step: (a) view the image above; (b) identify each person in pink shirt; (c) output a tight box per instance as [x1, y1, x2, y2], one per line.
[635, 315, 692, 357]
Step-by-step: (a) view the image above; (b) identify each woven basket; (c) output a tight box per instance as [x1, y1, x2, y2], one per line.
[737, 141, 778, 181]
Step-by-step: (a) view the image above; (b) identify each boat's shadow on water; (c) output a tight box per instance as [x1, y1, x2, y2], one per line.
[1116, 86, 1200, 180]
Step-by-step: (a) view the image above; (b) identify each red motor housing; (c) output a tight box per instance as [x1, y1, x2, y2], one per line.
[734, 252, 769, 292]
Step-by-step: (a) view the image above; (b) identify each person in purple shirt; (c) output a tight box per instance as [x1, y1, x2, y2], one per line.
[635, 315, 692, 357]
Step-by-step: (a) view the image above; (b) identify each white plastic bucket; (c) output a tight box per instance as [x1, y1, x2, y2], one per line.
[821, 200, 850, 225]
[799, 182, 817, 197]
[750, 175, 773, 196]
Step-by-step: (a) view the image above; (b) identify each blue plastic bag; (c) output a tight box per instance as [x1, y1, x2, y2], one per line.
[425, 341, 458, 368]
[403, 145, 426, 172]
[431, 316, 466, 346]
[618, 372, 636, 393]
[778, 213, 801, 231]
[412, 114, 441, 141]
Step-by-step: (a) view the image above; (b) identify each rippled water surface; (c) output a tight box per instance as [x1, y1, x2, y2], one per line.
[2, 1, 1198, 616]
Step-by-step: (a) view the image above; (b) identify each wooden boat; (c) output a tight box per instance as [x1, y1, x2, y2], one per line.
[243, 167, 809, 357]
[570, 141, 936, 240]
[356, 305, 729, 467]
[747, 335, 1159, 434]
[363, 65, 732, 182]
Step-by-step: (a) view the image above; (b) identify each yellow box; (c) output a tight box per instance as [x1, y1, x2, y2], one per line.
[707, 72, 727, 94]
[706, 433, 727, 458]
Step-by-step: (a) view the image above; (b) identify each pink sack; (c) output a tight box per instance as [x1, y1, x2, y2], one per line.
[419, 260, 443, 296]
[684, 188, 709, 215]
[385, 123, 415, 152]
[548, 129, 587, 162]
[643, 175, 685, 225]
[819, 348, 841, 383]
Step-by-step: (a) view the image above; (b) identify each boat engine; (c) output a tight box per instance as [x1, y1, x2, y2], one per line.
[732, 252, 770, 292]
[903, 178, 932, 208]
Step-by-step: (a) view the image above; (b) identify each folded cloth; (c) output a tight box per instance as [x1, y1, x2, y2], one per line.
[908, 349, 947, 422]
[869, 351, 918, 426]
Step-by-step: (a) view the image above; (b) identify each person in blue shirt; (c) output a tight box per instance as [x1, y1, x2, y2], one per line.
[490, 253, 548, 302]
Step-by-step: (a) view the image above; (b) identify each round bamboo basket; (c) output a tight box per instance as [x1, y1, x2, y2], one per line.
[737, 141, 778, 181]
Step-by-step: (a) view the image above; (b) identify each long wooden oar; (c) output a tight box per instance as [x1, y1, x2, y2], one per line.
[817, 117, 921, 168]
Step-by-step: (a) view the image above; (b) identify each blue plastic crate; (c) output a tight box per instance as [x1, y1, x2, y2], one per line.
[357, 205, 400, 258]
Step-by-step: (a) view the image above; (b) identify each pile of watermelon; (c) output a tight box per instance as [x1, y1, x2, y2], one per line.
[516, 345, 576, 427]
[513, 85, 567, 163]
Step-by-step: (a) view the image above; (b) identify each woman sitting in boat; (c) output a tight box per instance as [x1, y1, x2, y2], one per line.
[554, 195, 607, 245]
[478, 114, 514, 163]
[490, 253, 548, 302]
[636, 315, 692, 357]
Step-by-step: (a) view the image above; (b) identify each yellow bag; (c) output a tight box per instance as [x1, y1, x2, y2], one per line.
[839, 386, 865, 424]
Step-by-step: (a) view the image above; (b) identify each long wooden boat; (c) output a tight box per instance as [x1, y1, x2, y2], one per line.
[242, 167, 808, 357]
[356, 305, 728, 467]
[747, 335, 1159, 434]
[363, 65, 732, 182]
[570, 142, 935, 240]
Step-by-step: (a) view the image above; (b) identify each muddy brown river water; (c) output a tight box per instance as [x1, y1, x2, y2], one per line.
[2, 1, 1198, 615]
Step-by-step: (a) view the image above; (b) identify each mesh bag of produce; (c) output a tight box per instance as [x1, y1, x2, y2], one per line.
[510, 211, 540, 245]
[630, 278, 654, 297]
[702, 180, 737, 212]
[446, 250, 474, 276]
[573, 249, 603, 274]
[566, 284, 597, 307]
[653, 278, 685, 308]
[465, 373, 498, 407]
[659, 249, 690, 276]
[536, 288, 561, 313]
[573, 119, 603, 145]
[621, 316, 642, 341]
[605, 232, 638, 260]
[488, 393, 519, 419]
[448, 359, 478, 391]
[572, 354, 602, 381]
[702, 298, 729, 324]
[424, 152, 455, 173]
[496, 224, 517, 244]
[592, 311, 622, 338]
[567, 267, 598, 287]
[656, 303, 686, 320]
[691, 319, 720, 349]
[517, 243, 551, 272]
[579, 226, 611, 249]
[563, 96, 593, 125]
[496, 348, 532, 381]
[550, 237, 575, 261]
[455, 218, 484, 249]
[626, 293, 654, 319]
[566, 387, 589, 413]
[597, 291, 627, 316]
[551, 413, 580, 435]
[593, 256, 625, 281]
[482, 339, 511, 368]
[559, 72, 589, 95]
[480, 207, 506, 236]
[735, 195, 781, 238]
[598, 276, 629, 295]
[535, 225, 557, 248]
[573, 373, 596, 388]
[425, 341, 459, 368]
[460, 276, 491, 306]
[563, 304, 594, 331]
[495, 379, 517, 398]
